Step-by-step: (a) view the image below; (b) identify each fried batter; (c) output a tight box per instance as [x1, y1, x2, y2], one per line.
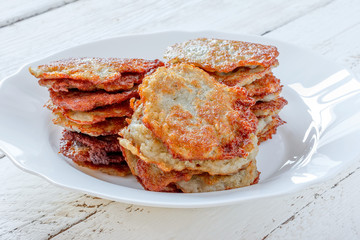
[119, 102, 258, 175]
[122, 146, 258, 193]
[49, 87, 138, 111]
[30, 58, 164, 84]
[72, 160, 130, 176]
[139, 63, 257, 160]
[60, 130, 123, 164]
[251, 90, 281, 102]
[257, 115, 286, 143]
[176, 160, 259, 193]
[46, 100, 133, 124]
[53, 111, 127, 136]
[60, 131, 130, 176]
[251, 97, 288, 117]
[38, 73, 144, 92]
[244, 74, 282, 99]
[209, 61, 278, 87]
[121, 147, 197, 192]
[164, 38, 279, 72]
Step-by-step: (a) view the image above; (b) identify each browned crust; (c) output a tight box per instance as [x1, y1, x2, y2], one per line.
[251, 89, 281, 102]
[73, 160, 131, 177]
[49, 87, 139, 111]
[244, 73, 282, 98]
[135, 155, 196, 192]
[209, 61, 278, 87]
[60, 131, 130, 176]
[164, 38, 279, 72]
[121, 146, 191, 192]
[60, 130, 123, 164]
[139, 64, 257, 160]
[176, 161, 259, 192]
[121, 146, 259, 192]
[257, 115, 286, 144]
[38, 72, 144, 92]
[251, 97, 288, 117]
[52, 111, 128, 136]
[30, 58, 164, 84]
[46, 100, 133, 125]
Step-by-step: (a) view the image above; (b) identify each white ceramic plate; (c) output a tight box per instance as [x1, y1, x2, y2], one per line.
[1, 31, 360, 208]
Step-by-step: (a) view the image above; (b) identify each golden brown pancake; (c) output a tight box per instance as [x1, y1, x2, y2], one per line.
[251, 97, 288, 117]
[60, 130, 130, 176]
[60, 130, 123, 164]
[244, 74, 282, 100]
[257, 115, 286, 143]
[52, 111, 128, 136]
[49, 87, 138, 111]
[30, 57, 164, 85]
[46, 100, 133, 125]
[119, 63, 261, 192]
[38, 73, 144, 92]
[139, 63, 257, 160]
[209, 62, 277, 87]
[72, 160, 130, 177]
[121, 147, 259, 193]
[164, 38, 279, 72]
[176, 160, 259, 193]
[120, 102, 258, 175]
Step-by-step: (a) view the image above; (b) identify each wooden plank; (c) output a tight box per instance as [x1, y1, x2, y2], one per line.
[266, 0, 360, 73]
[0, 159, 112, 238]
[0, 0, 332, 80]
[264, 162, 360, 239]
[0, 0, 78, 28]
[259, 0, 360, 238]
[0, 155, 329, 240]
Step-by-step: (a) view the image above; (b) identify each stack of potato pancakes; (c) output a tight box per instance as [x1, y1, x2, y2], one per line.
[30, 38, 287, 193]
[119, 38, 287, 192]
[163, 38, 287, 144]
[29, 57, 164, 176]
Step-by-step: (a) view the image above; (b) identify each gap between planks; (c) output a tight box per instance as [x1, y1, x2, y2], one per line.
[262, 165, 360, 240]
[0, 0, 80, 29]
[261, 0, 335, 36]
[47, 210, 99, 239]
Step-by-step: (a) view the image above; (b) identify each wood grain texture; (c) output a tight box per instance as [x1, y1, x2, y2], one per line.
[267, 166, 360, 240]
[0, 0, 78, 28]
[0, 0, 332, 80]
[1, 0, 360, 239]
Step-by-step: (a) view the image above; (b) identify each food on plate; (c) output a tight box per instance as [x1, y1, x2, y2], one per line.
[30, 37, 287, 193]
[30, 57, 164, 174]
[61, 130, 130, 176]
[251, 97, 288, 118]
[120, 98, 258, 175]
[52, 111, 128, 136]
[46, 100, 133, 124]
[48, 87, 138, 111]
[164, 38, 287, 143]
[119, 64, 260, 192]
[30, 57, 163, 91]
[38, 73, 144, 92]
[244, 74, 282, 101]
[163, 38, 279, 72]
[256, 115, 286, 144]
[121, 147, 258, 192]
[139, 63, 257, 160]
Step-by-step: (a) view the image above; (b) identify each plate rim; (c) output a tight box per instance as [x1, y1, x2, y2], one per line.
[1, 30, 359, 208]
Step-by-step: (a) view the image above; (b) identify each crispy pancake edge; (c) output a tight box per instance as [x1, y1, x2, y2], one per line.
[139, 63, 258, 160]
[164, 38, 279, 72]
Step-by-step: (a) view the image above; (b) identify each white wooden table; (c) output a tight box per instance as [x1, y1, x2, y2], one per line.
[1, 0, 360, 239]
